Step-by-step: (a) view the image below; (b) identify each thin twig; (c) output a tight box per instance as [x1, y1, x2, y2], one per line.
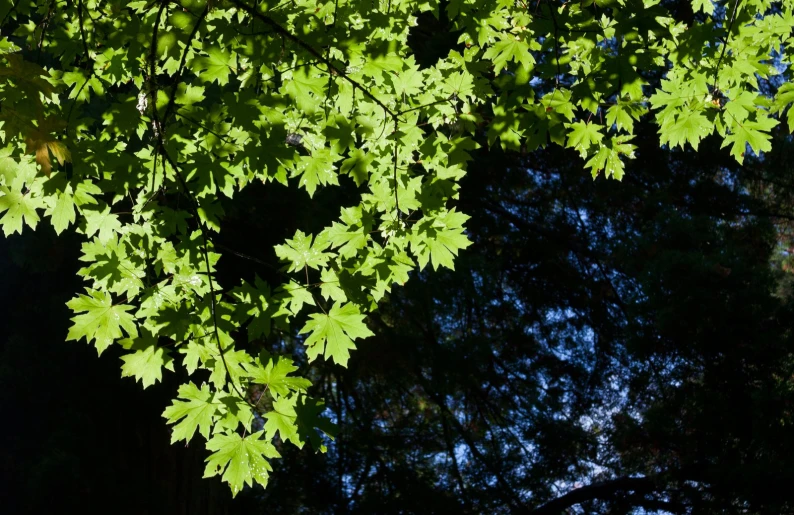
[148, 0, 246, 401]
[393, 117, 400, 219]
[712, 0, 742, 92]
[162, 4, 210, 124]
[229, 0, 398, 119]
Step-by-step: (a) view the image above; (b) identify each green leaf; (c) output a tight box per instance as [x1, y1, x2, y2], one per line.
[284, 67, 326, 114]
[566, 122, 604, 159]
[175, 83, 206, 106]
[661, 109, 712, 151]
[319, 267, 347, 303]
[231, 276, 275, 340]
[275, 230, 333, 272]
[773, 82, 794, 133]
[84, 205, 122, 244]
[66, 289, 138, 355]
[294, 395, 337, 452]
[191, 47, 236, 85]
[294, 149, 339, 197]
[410, 209, 472, 271]
[585, 136, 636, 180]
[326, 206, 370, 259]
[264, 393, 301, 445]
[692, 0, 714, 15]
[391, 63, 425, 96]
[217, 395, 255, 433]
[299, 302, 374, 366]
[180, 338, 213, 376]
[0, 186, 43, 235]
[605, 102, 646, 134]
[243, 351, 312, 397]
[49, 189, 76, 234]
[340, 149, 373, 186]
[274, 281, 316, 317]
[162, 382, 221, 443]
[208, 345, 252, 389]
[0, 37, 20, 54]
[204, 431, 280, 497]
[120, 332, 175, 389]
[63, 70, 105, 102]
[721, 116, 778, 164]
[483, 36, 535, 74]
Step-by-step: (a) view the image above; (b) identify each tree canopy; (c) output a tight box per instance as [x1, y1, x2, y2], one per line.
[2, 0, 794, 508]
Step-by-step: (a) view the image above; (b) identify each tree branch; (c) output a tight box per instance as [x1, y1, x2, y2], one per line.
[712, 0, 742, 92]
[529, 476, 658, 515]
[148, 0, 246, 402]
[228, 0, 397, 118]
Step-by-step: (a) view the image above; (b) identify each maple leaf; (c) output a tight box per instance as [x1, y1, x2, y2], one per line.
[585, 136, 636, 180]
[62, 70, 105, 102]
[692, 0, 714, 15]
[319, 267, 347, 303]
[275, 230, 333, 272]
[566, 122, 604, 159]
[208, 346, 252, 389]
[274, 281, 316, 318]
[391, 63, 424, 96]
[773, 82, 794, 132]
[326, 206, 371, 259]
[180, 338, 213, 375]
[299, 302, 374, 366]
[0, 38, 20, 54]
[0, 186, 44, 235]
[410, 209, 472, 271]
[605, 102, 647, 134]
[294, 395, 337, 452]
[264, 393, 302, 445]
[0, 148, 36, 188]
[724, 91, 757, 124]
[483, 36, 535, 74]
[191, 47, 236, 85]
[284, 67, 326, 114]
[660, 109, 712, 151]
[23, 117, 71, 177]
[49, 188, 76, 235]
[66, 289, 138, 354]
[175, 83, 205, 106]
[217, 394, 255, 433]
[231, 276, 275, 340]
[162, 382, 221, 443]
[120, 332, 174, 389]
[84, 205, 122, 244]
[340, 149, 374, 186]
[294, 149, 339, 197]
[73, 181, 102, 207]
[242, 351, 312, 397]
[204, 431, 280, 496]
[361, 53, 403, 84]
[721, 116, 778, 164]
